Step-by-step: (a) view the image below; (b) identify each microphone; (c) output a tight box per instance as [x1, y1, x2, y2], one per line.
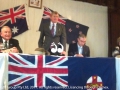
[112, 46, 120, 57]
[115, 46, 119, 50]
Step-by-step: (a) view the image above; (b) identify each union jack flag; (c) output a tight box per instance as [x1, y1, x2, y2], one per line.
[8, 54, 68, 88]
[0, 5, 28, 37]
[39, 6, 89, 44]
[41, 6, 66, 25]
[8, 54, 117, 90]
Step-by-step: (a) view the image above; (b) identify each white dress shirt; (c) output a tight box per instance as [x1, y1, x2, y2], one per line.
[2, 39, 9, 49]
[77, 44, 83, 54]
[50, 22, 57, 36]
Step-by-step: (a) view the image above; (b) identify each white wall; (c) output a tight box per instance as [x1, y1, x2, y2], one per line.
[0, 0, 108, 57]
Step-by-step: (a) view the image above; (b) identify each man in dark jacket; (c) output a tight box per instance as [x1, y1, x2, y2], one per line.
[68, 34, 90, 57]
[0, 26, 22, 53]
[38, 11, 66, 56]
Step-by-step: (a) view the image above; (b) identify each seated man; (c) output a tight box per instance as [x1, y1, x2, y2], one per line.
[68, 34, 90, 57]
[0, 26, 22, 53]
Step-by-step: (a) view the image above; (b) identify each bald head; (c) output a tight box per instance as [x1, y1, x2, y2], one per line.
[0, 26, 12, 40]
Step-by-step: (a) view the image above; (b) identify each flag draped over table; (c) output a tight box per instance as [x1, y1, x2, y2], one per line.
[0, 5, 28, 37]
[116, 57, 120, 90]
[68, 57, 116, 90]
[39, 6, 89, 44]
[0, 54, 8, 90]
[8, 54, 117, 90]
[9, 54, 68, 90]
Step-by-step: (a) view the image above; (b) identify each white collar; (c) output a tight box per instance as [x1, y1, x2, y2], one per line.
[77, 43, 82, 48]
[50, 22, 57, 26]
[2, 38, 9, 43]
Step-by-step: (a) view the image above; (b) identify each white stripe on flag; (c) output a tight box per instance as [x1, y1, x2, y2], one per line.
[115, 57, 120, 90]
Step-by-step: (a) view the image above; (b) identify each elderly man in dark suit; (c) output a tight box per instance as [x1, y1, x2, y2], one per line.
[0, 26, 22, 53]
[38, 11, 66, 56]
[68, 34, 90, 57]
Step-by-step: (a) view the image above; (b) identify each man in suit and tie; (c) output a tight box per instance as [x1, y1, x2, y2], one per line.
[68, 34, 90, 57]
[0, 26, 22, 53]
[38, 11, 66, 56]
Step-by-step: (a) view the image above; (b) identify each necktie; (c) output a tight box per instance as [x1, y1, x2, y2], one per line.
[4, 40, 7, 49]
[51, 23, 54, 36]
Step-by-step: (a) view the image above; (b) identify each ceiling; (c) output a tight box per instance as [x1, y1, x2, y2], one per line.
[74, 0, 120, 12]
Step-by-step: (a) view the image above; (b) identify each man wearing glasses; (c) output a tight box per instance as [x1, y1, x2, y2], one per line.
[68, 34, 90, 57]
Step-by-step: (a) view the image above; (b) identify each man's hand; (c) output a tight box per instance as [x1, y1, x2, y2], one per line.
[60, 51, 67, 56]
[1, 47, 19, 53]
[10, 47, 19, 53]
[75, 54, 83, 57]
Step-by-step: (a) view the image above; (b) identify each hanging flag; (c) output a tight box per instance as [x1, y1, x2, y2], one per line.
[65, 19, 89, 43]
[0, 5, 28, 37]
[8, 54, 116, 90]
[39, 6, 89, 44]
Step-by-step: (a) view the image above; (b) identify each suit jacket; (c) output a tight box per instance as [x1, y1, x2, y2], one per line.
[68, 43, 90, 57]
[38, 22, 66, 53]
[0, 37, 22, 53]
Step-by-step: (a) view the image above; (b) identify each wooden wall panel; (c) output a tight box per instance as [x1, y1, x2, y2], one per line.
[108, 12, 120, 56]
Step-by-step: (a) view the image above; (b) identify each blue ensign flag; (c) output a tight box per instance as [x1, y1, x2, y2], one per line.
[0, 5, 28, 37]
[68, 57, 116, 90]
[9, 54, 116, 90]
[39, 6, 89, 44]
[65, 19, 89, 44]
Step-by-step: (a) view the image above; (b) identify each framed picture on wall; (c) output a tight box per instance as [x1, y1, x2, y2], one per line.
[28, 0, 42, 9]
